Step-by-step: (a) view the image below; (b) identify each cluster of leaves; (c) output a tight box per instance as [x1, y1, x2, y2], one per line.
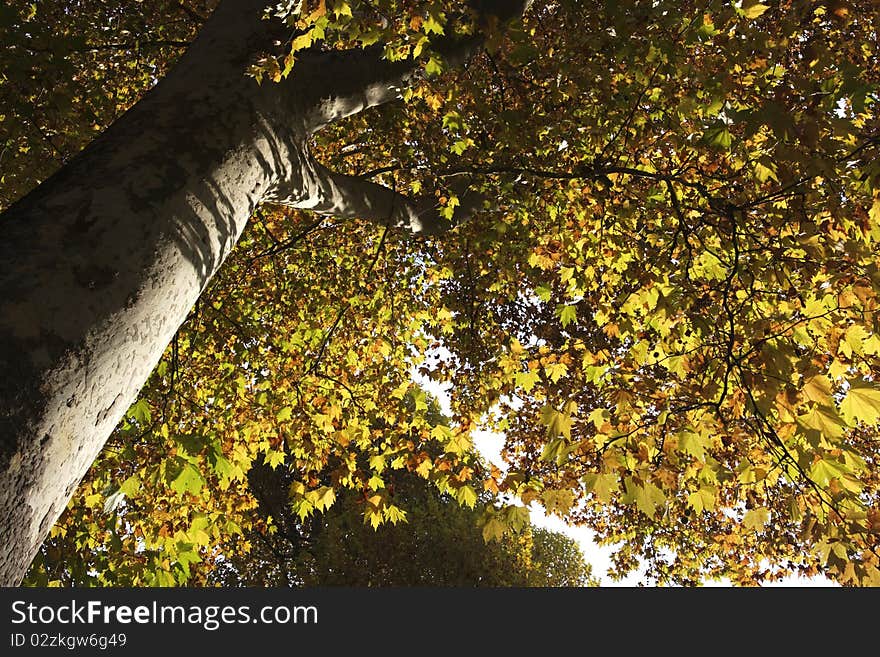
[248, 0, 486, 82]
[8, 0, 880, 586]
[0, 0, 215, 207]
[315, 0, 880, 584]
[25, 201, 491, 585]
[399, 0, 880, 585]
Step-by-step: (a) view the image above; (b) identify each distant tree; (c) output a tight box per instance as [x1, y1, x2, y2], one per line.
[209, 461, 598, 587]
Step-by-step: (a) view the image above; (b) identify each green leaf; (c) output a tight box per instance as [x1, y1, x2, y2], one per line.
[276, 406, 293, 422]
[703, 124, 732, 150]
[557, 304, 577, 328]
[128, 398, 151, 424]
[170, 463, 205, 496]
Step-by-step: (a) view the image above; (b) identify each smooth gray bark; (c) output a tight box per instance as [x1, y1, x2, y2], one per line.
[0, 0, 527, 585]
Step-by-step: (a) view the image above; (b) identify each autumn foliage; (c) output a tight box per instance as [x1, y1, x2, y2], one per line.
[4, 0, 880, 585]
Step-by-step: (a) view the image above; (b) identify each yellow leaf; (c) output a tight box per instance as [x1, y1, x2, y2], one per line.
[582, 473, 618, 503]
[840, 381, 880, 426]
[415, 458, 432, 478]
[291, 31, 313, 53]
[743, 3, 769, 19]
[306, 0, 327, 22]
[678, 430, 708, 461]
[869, 197, 880, 227]
[797, 405, 845, 440]
[623, 478, 665, 517]
[828, 358, 849, 380]
[266, 450, 285, 469]
[515, 370, 540, 392]
[863, 334, 880, 356]
[687, 486, 717, 512]
[842, 324, 869, 357]
[544, 361, 568, 383]
[313, 486, 336, 512]
[754, 161, 778, 183]
[542, 489, 575, 515]
[802, 374, 832, 405]
[540, 404, 572, 439]
[743, 507, 770, 530]
[481, 516, 506, 542]
[810, 457, 850, 487]
[457, 485, 477, 508]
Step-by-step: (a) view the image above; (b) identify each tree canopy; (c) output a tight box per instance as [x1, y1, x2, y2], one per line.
[4, 0, 880, 586]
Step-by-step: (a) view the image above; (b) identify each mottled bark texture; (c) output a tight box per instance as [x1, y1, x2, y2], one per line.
[0, 0, 527, 585]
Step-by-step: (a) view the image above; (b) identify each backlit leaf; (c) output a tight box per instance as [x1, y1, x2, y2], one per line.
[840, 382, 880, 426]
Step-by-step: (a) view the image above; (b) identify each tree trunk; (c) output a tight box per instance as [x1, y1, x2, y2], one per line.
[0, 0, 526, 585]
[0, 0, 309, 585]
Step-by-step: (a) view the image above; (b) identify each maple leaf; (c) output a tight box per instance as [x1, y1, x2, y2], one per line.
[840, 382, 880, 426]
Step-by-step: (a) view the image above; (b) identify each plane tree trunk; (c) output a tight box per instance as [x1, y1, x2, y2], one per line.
[0, 0, 528, 585]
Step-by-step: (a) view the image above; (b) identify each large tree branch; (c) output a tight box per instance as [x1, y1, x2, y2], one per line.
[292, 0, 532, 133]
[268, 154, 455, 234]
[295, 46, 418, 133]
